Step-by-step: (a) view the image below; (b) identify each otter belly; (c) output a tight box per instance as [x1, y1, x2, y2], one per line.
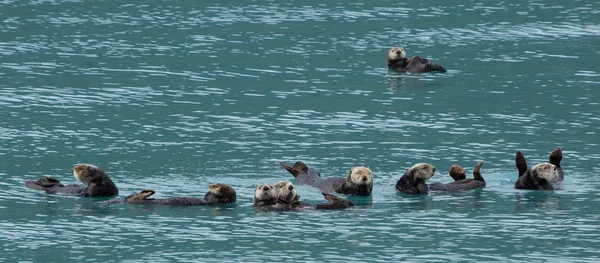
[126, 197, 211, 206]
[25, 181, 86, 195]
[428, 180, 485, 192]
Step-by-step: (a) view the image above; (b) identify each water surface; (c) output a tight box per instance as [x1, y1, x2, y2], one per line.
[1, 0, 600, 262]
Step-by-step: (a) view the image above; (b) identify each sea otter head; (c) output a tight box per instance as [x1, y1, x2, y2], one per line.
[387, 47, 407, 66]
[347, 166, 373, 186]
[407, 163, 436, 181]
[448, 165, 467, 181]
[531, 163, 557, 183]
[125, 189, 155, 201]
[73, 164, 108, 186]
[208, 183, 237, 203]
[253, 184, 277, 205]
[273, 181, 299, 204]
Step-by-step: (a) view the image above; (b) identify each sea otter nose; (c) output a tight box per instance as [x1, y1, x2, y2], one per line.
[288, 185, 294, 191]
[362, 176, 368, 181]
[553, 166, 557, 171]
[433, 167, 436, 173]
[262, 186, 270, 191]
[396, 50, 402, 54]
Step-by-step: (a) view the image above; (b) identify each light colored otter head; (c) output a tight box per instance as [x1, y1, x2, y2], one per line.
[254, 184, 277, 204]
[125, 189, 155, 201]
[347, 166, 373, 186]
[407, 163, 436, 181]
[273, 181, 299, 203]
[208, 183, 236, 203]
[531, 163, 557, 182]
[388, 47, 407, 61]
[73, 164, 106, 186]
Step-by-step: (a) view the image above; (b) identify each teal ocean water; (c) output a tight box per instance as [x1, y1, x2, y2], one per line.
[1, 0, 600, 262]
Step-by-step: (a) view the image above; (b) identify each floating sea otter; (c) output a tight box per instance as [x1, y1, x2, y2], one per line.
[514, 147, 563, 190]
[25, 164, 119, 197]
[253, 181, 354, 211]
[395, 162, 485, 194]
[122, 183, 236, 206]
[279, 161, 373, 196]
[387, 47, 447, 73]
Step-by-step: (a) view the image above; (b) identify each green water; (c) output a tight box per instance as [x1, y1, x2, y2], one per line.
[1, 0, 599, 262]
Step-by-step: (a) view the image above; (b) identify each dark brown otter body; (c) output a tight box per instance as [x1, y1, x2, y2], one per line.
[387, 47, 447, 73]
[123, 184, 236, 206]
[25, 164, 118, 197]
[280, 161, 373, 196]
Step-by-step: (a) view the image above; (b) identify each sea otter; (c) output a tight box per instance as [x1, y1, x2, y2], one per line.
[279, 161, 373, 196]
[516, 147, 564, 183]
[123, 183, 236, 206]
[514, 162, 558, 190]
[387, 47, 447, 73]
[253, 181, 354, 211]
[24, 164, 119, 197]
[395, 162, 485, 194]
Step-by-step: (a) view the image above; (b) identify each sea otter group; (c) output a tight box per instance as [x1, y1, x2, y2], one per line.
[24, 147, 564, 211]
[23, 49, 563, 210]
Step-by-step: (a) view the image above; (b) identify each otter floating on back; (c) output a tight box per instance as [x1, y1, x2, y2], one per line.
[123, 183, 236, 206]
[253, 181, 353, 211]
[395, 162, 485, 194]
[279, 161, 373, 196]
[514, 147, 563, 190]
[387, 47, 447, 73]
[25, 164, 119, 197]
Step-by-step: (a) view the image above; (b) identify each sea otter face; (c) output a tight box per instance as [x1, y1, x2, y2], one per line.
[388, 47, 406, 60]
[208, 183, 236, 203]
[254, 184, 277, 203]
[73, 164, 105, 186]
[273, 181, 298, 203]
[531, 163, 557, 182]
[408, 163, 436, 181]
[348, 166, 373, 186]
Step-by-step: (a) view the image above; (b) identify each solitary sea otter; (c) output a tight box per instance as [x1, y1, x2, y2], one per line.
[516, 147, 564, 183]
[253, 181, 354, 211]
[279, 161, 373, 196]
[123, 183, 236, 206]
[395, 162, 485, 194]
[387, 47, 447, 73]
[25, 164, 119, 197]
